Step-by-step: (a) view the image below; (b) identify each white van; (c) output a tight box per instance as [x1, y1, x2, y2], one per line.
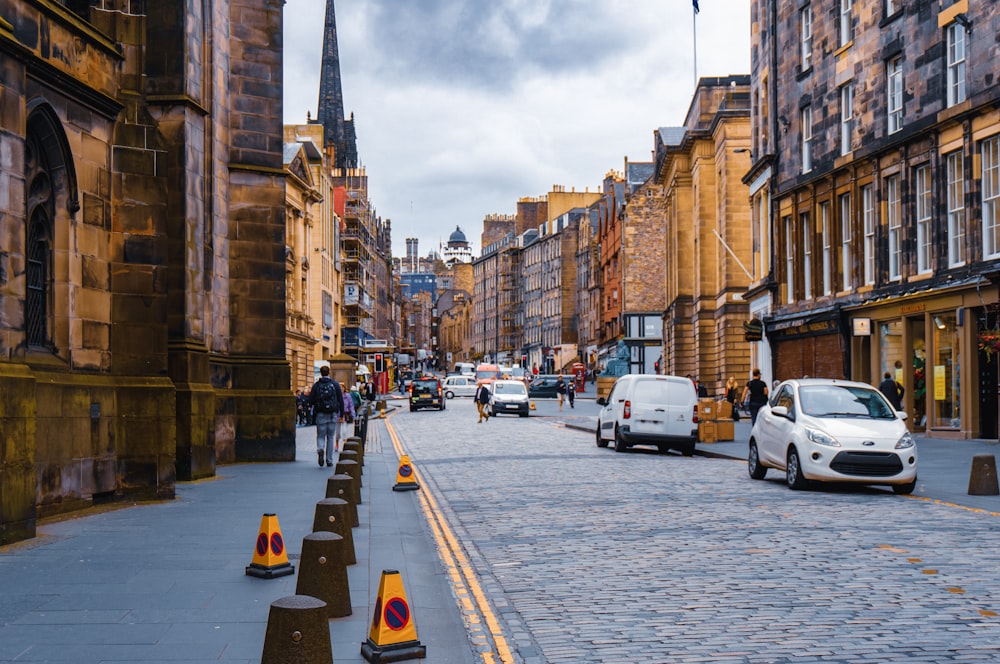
[453, 362, 475, 377]
[595, 374, 698, 455]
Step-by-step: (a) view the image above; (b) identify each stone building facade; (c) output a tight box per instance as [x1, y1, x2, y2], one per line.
[655, 77, 753, 395]
[0, 1, 293, 544]
[749, 0, 1000, 438]
[596, 173, 626, 356]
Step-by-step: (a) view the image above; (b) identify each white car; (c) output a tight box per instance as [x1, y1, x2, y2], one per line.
[595, 374, 698, 455]
[442, 375, 477, 399]
[748, 378, 917, 493]
[489, 379, 530, 417]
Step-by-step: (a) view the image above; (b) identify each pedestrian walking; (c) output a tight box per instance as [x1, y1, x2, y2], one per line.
[725, 377, 741, 422]
[475, 382, 491, 423]
[741, 369, 769, 427]
[335, 381, 356, 451]
[567, 380, 575, 408]
[556, 376, 566, 411]
[878, 372, 905, 411]
[309, 365, 343, 467]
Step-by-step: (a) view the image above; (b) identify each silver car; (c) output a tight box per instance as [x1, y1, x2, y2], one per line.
[442, 375, 477, 399]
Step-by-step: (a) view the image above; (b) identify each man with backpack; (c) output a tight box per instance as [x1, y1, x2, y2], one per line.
[309, 365, 343, 467]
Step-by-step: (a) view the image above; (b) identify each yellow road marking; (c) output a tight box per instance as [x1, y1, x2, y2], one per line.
[385, 416, 516, 664]
[906, 494, 1000, 517]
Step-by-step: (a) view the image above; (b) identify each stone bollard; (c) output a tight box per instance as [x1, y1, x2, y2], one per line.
[335, 459, 362, 504]
[968, 454, 1000, 496]
[326, 474, 358, 527]
[339, 449, 361, 475]
[295, 532, 352, 619]
[359, 410, 369, 443]
[344, 437, 363, 464]
[260, 595, 332, 664]
[312, 498, 356, 565]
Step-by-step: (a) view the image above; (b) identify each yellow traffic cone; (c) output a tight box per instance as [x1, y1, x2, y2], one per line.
[246, 513, 295, 579]
[392, 455, 420, 492]
[361, 569, 426, 663]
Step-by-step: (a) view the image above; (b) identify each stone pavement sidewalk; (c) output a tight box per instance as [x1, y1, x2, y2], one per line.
[0, 416, 478, 664]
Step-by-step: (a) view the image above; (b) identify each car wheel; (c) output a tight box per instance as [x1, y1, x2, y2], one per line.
[440, 403, 446, 411]
[445, 391, 454, 399]
[596, 420, 609, 448]
[491, 407, 498, 417]
[892, 477, 916, 495]
[786, 447, 809, 490]
[409, 405, 416, 412]
[519, 412, 528, 418]
[748, 441, 767, 480]
[681, 441, 695, 457]
[613, 426, 627, 453]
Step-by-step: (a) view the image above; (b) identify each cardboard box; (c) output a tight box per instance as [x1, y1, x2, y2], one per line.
[698, 420, 717, 443]
[698, 399, 716, 420]
[715, 419, 735, 441]
[716, 400, 733, 420]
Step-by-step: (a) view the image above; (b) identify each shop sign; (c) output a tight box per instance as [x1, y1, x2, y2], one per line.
[901, 303, 926, 314]
[852, 318, 872, 336]
[743, 318, 764, 341]
[770, 318, 839, 340]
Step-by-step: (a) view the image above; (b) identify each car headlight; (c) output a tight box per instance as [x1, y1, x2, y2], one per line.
[895, 432, 915, 449]
[805, 427, 841, 447]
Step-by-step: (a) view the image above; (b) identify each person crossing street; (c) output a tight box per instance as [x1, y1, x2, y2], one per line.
[475, 382, 491, 423]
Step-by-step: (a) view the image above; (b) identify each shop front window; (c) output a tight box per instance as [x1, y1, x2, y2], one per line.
[932, 313, 960, 428]
[878, 320, 904, 383]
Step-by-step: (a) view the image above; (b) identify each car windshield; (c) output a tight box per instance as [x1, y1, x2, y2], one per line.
[412, 380, 437, 391]
[494, 382, 526, 395]
[798, 385, 896, 419]
[476, 369, 499, 380]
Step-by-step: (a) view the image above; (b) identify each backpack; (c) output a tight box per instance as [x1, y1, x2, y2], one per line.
[314, 380, 340, 414]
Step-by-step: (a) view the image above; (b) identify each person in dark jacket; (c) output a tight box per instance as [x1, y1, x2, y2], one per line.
[878, 372, 904, 411]
[741, 369, 769, 426]
[309, 366, 343, 467]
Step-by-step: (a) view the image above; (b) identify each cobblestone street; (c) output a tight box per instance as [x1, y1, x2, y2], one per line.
[392, 398, 1000, 663]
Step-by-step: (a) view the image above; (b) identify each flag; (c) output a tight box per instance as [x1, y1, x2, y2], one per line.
[693, 0, 699, 14]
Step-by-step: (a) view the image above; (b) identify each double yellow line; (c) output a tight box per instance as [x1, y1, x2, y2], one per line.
[385, 417, 515, 664]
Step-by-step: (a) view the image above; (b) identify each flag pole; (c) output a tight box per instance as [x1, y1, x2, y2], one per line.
[692, 2, 698, 90]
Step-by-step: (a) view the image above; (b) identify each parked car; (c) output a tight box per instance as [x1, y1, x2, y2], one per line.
[442, 375, 477, 399]
[489, 379, 530, 417]
[453, 362, 475, 376]
[596, 374, 698, 455]
[409, 377, 445, 411]
[748, 378, 917, 493]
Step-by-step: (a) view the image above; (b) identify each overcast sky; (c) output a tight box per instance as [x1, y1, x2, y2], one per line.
[283, 0, 751, 260]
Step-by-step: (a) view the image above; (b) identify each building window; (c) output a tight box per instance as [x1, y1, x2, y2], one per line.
[840, 84, 853, 156]
[24, 131, 54, 348]
[755, 190, 769, 280]
[839, 0, 852, 47]
[887, 175, 902, 280]
[887, 55, 903, 134]
[862, 184, 875, 285]
[839, 193, 852, 291]
[886, 0, 898, 16]
[946, 150, 966, 267]
[946, 23, 966, 107]
[800, 5, 813, 71]
[801, 106, 812, 173]
[801, 212, 812, 300]
[820, 202, 832, 296]
[784, 216, 795, 304]
[984, 136, 1000, 259]
[915, 165, 932, 274]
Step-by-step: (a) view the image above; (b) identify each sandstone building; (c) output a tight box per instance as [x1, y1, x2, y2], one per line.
[0, 1, 293, 544]
[748, 0, 1000, 438]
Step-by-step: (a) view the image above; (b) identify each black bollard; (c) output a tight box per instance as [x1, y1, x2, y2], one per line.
[339, 449, 361, 475]
[335, 459, 362, 504]
[295, 532, 352, 619]
[312, 498, 356, 565]
[326, 474, 358, 527]
[260, 595, 332, 664]
[969, 454, 1000, 496]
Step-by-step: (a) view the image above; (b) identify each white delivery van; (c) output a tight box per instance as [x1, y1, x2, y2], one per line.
[595, 374, 698, 455]
[453, 362, 475, 376]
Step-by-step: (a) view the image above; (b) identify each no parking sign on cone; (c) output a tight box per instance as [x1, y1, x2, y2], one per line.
[245, 513, 295, 579]
[361, 569, 426, 662]
[392, 455, 420, 492]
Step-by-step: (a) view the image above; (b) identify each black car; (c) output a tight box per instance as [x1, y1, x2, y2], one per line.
[528, 375, 571, 398]
[409, 378, 445, 411]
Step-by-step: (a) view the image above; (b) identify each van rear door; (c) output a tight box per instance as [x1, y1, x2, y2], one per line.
[629, 377, 695, 438]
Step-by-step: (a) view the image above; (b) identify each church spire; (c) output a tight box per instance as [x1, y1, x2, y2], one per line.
[315, 0, 357, 170]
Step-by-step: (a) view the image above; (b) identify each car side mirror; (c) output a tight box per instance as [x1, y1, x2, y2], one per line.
[596, 397, 607, 406]
[897, 410, 909, 420]
[771, 405, 789, 418]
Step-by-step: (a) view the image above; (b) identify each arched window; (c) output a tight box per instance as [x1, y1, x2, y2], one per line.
[24, 130, 54, 349]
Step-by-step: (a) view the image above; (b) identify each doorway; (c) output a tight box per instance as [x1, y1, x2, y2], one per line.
[908, 317, 927, 431]
[977, 307, 999, 440]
